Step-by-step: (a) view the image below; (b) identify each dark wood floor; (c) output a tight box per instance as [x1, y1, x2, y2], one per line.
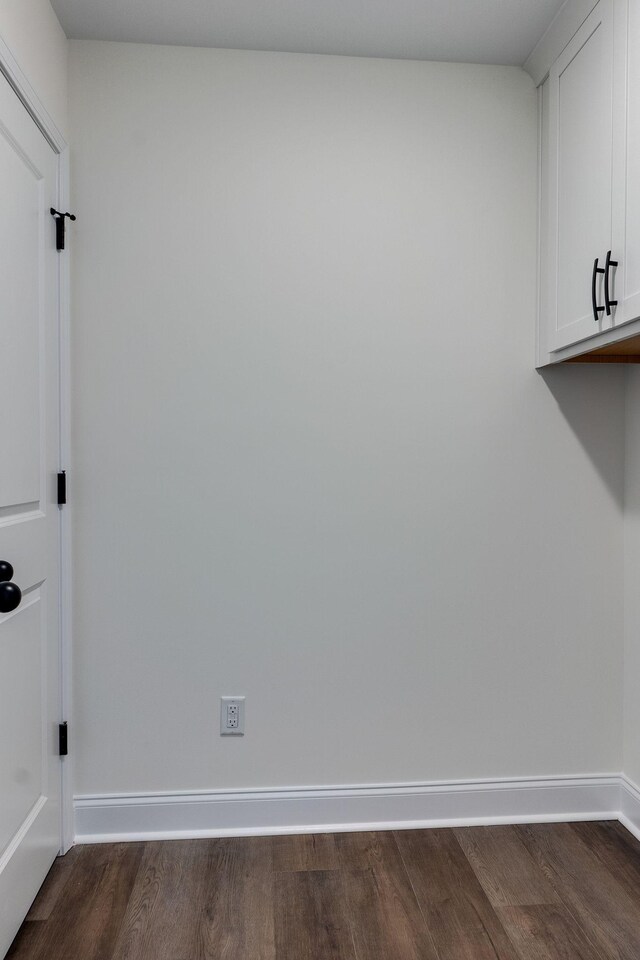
[8, 820, 640, 959]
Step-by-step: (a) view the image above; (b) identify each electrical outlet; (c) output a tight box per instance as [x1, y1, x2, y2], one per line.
[220, 696, 245, 736]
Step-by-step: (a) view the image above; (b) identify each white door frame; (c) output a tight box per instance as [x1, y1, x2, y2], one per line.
[0, 35, 74, 853]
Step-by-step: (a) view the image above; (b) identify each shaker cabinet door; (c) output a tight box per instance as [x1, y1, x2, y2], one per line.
[546, 0, 616, 351]
[612, 0, 640, 330]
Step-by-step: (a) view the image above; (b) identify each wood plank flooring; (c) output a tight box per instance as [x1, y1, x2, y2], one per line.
[7, 821, 640, 960]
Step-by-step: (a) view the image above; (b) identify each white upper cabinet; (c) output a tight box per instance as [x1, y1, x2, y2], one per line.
[618, 0, 640, 326]
[533, 0, 640, 363]
[547, 0, 615, 350]
[546, 0, 617, 351]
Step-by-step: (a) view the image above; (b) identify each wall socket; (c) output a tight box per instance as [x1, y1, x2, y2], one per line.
[220, 696, 245, 736]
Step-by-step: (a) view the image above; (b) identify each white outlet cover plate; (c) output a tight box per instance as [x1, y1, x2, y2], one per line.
[220, 696, 245, 736]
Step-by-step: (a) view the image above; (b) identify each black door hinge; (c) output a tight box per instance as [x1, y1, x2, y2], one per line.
[50, 209, 76, 251]
[59, 722, 68, 757]
[57, 471, 67, 506]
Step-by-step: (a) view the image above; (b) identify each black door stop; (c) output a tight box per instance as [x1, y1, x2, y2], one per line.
[50, 208, 76, 251]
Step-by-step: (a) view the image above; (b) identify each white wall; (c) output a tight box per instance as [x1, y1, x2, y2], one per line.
[0, 0, 67, 135]
[625, 370, 640, 786]
[69, 40, 625, 797]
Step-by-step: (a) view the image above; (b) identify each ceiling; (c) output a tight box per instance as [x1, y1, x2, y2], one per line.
[51, 0, 564, 66]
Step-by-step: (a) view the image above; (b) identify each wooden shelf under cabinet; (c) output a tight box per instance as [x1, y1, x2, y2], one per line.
[566, 333, 640, 363]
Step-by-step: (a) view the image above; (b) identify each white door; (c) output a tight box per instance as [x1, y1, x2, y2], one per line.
[547, 0, 616, 351]
[0, 73, 63, 958]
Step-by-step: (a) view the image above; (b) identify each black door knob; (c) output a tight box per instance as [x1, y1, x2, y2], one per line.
[0, 580, 21, 613]
[0, 561, 14, 583]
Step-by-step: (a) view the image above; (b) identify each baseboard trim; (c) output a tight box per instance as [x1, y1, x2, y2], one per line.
[619, 775, 640, 843]
[74, 774, 620, 844]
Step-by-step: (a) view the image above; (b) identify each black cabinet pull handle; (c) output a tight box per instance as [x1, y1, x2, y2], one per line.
[0, 561, 21, 614]
[592, 258, 605, 322]
[605, 250, 619, 315]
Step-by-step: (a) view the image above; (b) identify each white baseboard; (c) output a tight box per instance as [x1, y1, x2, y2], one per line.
[619, 775, 640, 843]
[74, 774, 621, 844]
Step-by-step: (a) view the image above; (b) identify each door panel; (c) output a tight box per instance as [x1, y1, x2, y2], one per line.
[547, 0, 615, 351]
[0, 70, 62, 960]
[0, 599, 44, 854]
[0, 127, 42, 505]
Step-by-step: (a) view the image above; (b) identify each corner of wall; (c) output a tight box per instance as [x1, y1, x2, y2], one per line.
[624, 368, 640, 784]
